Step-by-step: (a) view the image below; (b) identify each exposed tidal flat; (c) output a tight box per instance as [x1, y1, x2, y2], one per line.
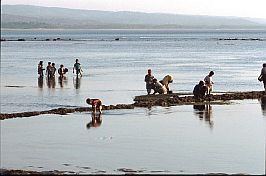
[0, 29, 266, 174]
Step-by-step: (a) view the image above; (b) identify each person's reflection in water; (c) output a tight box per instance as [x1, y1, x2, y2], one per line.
[193, 104, 205, 119]
[38, 76, 44, 88]
[259, 96, 266, 116]
[86, 112, 102, 129]
[58, 76, 68, 88]
[73, 75, 81, 89]
[47, 77, 56, 88]
[193, 104, 213, 129]
[204, 104, 213, 128]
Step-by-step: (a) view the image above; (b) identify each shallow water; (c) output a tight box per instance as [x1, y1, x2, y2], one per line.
[1, 30, 265, 174]
[1, 100, 265, 174]
[1, 29, 266, 113]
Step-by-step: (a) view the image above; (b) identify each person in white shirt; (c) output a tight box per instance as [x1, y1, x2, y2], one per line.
[258, 63, 266, 93]
[160, 75, 173, 94]
[204, 71, 214, 95]
[152, 78, 167, 94]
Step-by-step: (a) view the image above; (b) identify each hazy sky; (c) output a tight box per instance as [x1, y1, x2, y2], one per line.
[3, 0, 266, 19]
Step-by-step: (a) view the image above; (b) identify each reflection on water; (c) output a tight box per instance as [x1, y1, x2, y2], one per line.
[193, 104, 213, 129]
[38, 77, 44, 88]
[58, 76, 68, 88]
[1, 101, 265, 174]
[47, 77, 56, 88]
[73, 76, 81, 89]
[86, 112, 102, 129]
[259, 96, 266, 116]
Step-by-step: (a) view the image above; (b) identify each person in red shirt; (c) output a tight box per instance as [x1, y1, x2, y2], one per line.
[86, 98, 102, 114]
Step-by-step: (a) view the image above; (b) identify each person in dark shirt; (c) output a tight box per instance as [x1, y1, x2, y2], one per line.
[144, 69, 154, 95]
[38, 61, 45, 77]
[258, 63, 266, 93]
[50, 63, 57, 78]
[86, 98, 102, 114]
[73, 59, 83, 76]
[46, 62, 52, 78]
[193, 80, 208, 99]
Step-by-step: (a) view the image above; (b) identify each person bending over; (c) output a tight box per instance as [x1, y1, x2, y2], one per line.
[86, 98, 102, 114]
[160, 75, 173, 94]
[153, 78, 167, 94]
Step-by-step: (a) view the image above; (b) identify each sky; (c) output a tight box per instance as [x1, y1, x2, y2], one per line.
[2, 0, 266, 19]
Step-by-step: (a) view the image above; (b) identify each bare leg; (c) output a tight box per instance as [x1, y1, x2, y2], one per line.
[99, 105, 102, 114]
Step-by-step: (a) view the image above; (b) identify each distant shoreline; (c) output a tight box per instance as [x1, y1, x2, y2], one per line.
[2, 28, 266, 30]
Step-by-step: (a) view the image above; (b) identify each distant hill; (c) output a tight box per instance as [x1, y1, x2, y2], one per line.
[1, 4, 266, 29]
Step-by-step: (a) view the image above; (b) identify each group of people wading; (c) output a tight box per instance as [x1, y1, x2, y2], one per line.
[145, 63, 266, 98]
[38, 59, 83, 79]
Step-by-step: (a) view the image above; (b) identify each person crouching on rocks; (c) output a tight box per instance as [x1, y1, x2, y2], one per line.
[193, 80, 208, 99]
[153, 78, 167, 95]
[258, 63, 266, 93]
[86, 98, 102, 114]
[160, 75, 173, 94]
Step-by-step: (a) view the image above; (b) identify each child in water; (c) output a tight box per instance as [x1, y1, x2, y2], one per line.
[86, 98, 102, 114]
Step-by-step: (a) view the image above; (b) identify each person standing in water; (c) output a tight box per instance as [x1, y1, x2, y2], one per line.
[204, 71, 214, 95]
[50, 63, 57, 78]
[144, 69, 155, 95]
[58, 64, 68, 78]
[46, 62, 52, 79]
[258, 63, 266, 93]
[38, 61, 45, 77]
[73, 59, 83, 77]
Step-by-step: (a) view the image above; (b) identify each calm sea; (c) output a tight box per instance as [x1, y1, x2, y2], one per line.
[1, 29, 265, 174]
[1, 29, 266, 112]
